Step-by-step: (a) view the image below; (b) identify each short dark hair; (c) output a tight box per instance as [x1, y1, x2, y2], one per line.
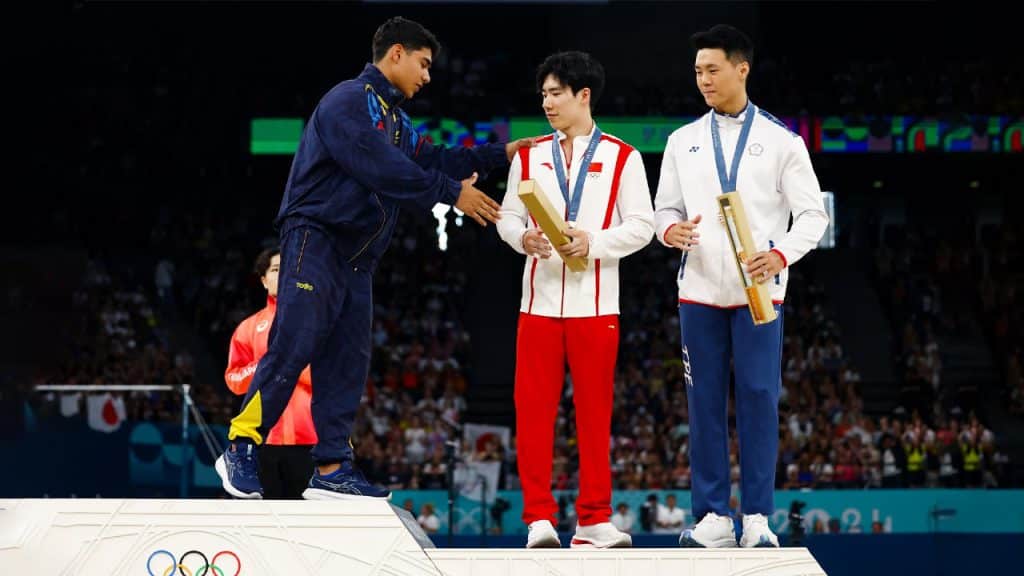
[254, 247, 280, 277]
[691, 24, 754, 66]
[535, 51, 605, 111]
[372, 16, 441, 62]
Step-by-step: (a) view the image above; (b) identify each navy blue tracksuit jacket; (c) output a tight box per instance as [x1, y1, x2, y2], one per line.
[228, 63, 510, 464]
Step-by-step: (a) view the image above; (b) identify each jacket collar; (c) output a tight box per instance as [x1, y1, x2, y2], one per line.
[713, 99, 752, 126]
[555, 120, 599, 143]
[359, 63, 406, 109]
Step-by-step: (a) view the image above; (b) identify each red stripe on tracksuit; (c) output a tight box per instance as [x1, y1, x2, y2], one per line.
[770, 248, 788, 268]
[519, 146, 539, 314]
[593, 137, 633, 315]
[528, 260, 539, 314]
[663, 223, 678, 244]
[515, 312, 619, 527]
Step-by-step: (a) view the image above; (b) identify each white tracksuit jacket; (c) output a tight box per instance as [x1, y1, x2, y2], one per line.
[654, 103, 829, 307]
[498, 125, 654, 318]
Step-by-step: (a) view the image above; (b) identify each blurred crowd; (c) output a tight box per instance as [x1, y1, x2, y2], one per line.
[31, 207, 1017, 492]
[39, 20, 1022, 494]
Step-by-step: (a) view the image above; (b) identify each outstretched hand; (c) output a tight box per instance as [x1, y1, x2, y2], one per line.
[454, 172, 501, 226]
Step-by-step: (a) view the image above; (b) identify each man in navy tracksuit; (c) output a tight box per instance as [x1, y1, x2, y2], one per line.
[216, 16, 534, 500]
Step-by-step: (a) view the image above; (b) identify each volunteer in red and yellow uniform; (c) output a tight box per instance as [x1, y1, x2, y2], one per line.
[225, 247, 316, 499]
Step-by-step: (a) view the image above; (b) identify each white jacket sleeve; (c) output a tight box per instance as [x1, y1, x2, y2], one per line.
[497, 152, 530, 255]
[589, 150, 654, 260]
[774, 135, 829, 267]
[654, 134, 687, 247]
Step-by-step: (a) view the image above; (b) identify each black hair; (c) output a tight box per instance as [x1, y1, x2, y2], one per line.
[254, 247, 280, 277]
[535, 51, 605, 111]
[690, 24, 754, 66]
[372, 16, 441, 62]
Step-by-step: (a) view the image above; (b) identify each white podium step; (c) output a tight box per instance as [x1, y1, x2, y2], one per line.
[0, 498, 437, 575]
[427, 548, 827, 576]
[0, 499, 827, 575]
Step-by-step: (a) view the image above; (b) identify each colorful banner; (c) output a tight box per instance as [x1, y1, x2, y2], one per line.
[391, 488, 1024, 535]
[250, 116, 1023, 155]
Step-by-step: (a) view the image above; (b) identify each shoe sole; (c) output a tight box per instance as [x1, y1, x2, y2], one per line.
[679, 535, 737, 548]
[526, 535, 561, 549]
[570, 536, 632, 549]
[740, 539, 780, 548]
[302, 488, 392, 501]
[214, 456, 262, 500]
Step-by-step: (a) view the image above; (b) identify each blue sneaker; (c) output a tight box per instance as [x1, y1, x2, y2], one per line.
[302, 461, 391, 500]
[215, 441, 263, 499]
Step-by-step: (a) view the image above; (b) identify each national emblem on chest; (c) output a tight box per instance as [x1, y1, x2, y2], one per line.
[532, 147, 615, 219]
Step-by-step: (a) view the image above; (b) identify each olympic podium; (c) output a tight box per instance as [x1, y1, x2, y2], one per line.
[0, 499, 827, 575]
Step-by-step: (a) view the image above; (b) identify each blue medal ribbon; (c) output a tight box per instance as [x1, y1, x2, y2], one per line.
[710, 102, 755, 193]
[551, 125, 603, 222]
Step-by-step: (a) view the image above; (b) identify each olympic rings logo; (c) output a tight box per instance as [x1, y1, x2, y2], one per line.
[146, 550, 241, 576]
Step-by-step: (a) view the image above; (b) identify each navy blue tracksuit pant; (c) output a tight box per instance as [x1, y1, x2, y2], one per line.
[229, 225, 371, 465]
[679, 302, 783, 519]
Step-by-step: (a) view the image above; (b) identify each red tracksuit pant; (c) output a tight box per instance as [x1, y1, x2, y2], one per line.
[515, 312, 619, 527]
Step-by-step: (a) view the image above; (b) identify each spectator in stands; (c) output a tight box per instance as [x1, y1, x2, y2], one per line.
[417, 503, 441, 534]
[655, 493, 685, 535]
[834, 445, 862, 488]
[960, 434, 983, 488]
[905, 435, 926, 487]
[611, 502, 635, 534]
[938, 440, 963, 487]
[879, 433, 907, 488]
[639, 493, 659, 533]
[420, 447, 448, 489]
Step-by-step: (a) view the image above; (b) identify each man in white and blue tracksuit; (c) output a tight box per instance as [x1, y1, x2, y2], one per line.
[215, 17, 533, 500]
[655, 25, 828, 547]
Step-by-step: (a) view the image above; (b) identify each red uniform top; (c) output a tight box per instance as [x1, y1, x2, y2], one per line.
[225, 296, 317, 445]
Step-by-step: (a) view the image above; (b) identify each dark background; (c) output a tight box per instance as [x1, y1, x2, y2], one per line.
[2, 1, 1021, 498]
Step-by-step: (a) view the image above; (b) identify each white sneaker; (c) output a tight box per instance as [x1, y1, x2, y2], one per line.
[739, 514, 780, 548]
[526, 520, 560, 548]
[571, 522, 632, 549]
[678, 512, 737, 548]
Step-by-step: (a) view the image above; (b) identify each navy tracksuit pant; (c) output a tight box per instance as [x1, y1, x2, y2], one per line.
[679, 302, 783, 519]
[229, 225, 371, 465]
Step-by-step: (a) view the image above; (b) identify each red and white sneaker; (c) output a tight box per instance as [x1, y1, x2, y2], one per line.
[571, 522, 632, 549]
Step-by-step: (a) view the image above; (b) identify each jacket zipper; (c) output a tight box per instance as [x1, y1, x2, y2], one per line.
[350, 88, 398, 264]
[295, 229, 310, 273]
[349, 192, 387, 263]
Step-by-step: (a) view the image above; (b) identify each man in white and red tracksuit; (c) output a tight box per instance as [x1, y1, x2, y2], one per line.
[498, 51, 654, 549]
